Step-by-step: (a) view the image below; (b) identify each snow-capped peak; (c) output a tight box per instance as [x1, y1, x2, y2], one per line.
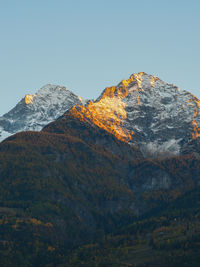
[37, 84, 67, 95]
[72, 72, 200, 157]
[0, 84, 84, 142]
[24, 84, 71, 105]
[117, 72, 180, 96]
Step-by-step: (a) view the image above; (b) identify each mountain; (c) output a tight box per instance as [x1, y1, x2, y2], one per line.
[0, 84, 84, 141]
[0, 72, 200, 266]
[57, 72, 200, 158]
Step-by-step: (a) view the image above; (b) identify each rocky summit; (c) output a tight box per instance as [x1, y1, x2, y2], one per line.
[64, 72, 200, 158]
[0, 84, 84, 141]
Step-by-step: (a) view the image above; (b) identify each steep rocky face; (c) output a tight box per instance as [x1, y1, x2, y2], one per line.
[66, 72, 200, 157]
[0, 84, 84, 141]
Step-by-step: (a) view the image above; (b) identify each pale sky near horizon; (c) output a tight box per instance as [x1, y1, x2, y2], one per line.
[0, 0, 200, 116]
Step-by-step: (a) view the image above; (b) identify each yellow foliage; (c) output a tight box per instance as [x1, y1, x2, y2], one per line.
[30, 218, 42, 225]
[44, 222, 53, 227]
[48, 246, 55, 252]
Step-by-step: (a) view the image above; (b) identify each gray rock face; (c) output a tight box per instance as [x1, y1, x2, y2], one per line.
[0, 84, 84, 141]
[88, 72, 200, 157]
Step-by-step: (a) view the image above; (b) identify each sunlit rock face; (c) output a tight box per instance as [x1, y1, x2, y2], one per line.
[67, 72, 200, 157]
[0, 84, 84, 141]
[1, 73, 200, 157]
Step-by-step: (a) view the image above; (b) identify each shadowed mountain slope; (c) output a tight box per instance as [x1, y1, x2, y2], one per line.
[0, 107, 199, 265]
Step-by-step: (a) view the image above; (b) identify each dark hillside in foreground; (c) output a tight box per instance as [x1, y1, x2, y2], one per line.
[0, 110, 199, 266]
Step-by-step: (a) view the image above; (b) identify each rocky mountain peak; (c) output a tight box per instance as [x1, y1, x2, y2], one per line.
[99, 72, 180, 102]
[36, 84, 67, 96]
[67, 73, 200, 157]
[119, 72, 163, 89]
[0, 84, 83, 141]
[24, 84, 72, 106]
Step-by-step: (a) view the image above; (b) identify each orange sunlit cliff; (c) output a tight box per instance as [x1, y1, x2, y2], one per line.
[25, 94, 34, 104]
[68, 72, 200, 143]
[68, 73, 150, 142]
[69, 81, 136, 142]
[189, 96, 200, 140]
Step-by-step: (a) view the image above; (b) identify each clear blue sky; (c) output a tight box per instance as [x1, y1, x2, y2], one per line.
[0, 0, 200, 115]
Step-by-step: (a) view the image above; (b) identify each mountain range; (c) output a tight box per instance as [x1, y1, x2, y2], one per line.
[53, 72, 200, 158]
[1, 72, 200, 157]
[0, 72, 200, 266]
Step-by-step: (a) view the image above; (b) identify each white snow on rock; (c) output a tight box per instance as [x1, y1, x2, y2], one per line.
[90, 72, 200, 157]
[0, 84, 84, 142]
